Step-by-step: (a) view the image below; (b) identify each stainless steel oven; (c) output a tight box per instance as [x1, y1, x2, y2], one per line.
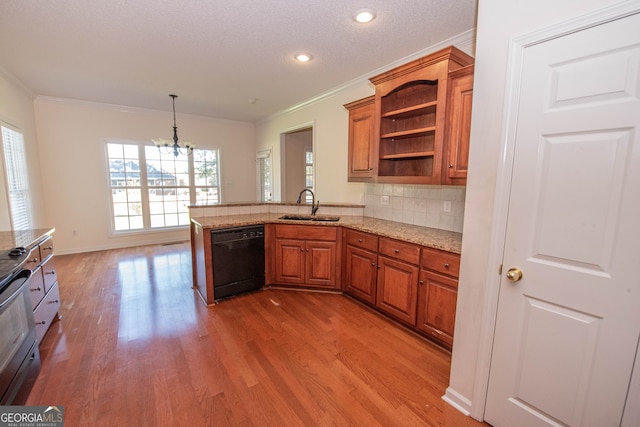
[0, 248, 41, 405]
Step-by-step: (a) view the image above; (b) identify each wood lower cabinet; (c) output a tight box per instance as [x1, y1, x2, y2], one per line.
[271, 224, 340, 289]
[417, 247, 461, 348]
[344, 230, 379, 304]
[375, 237, 421, 325]
[26, 234, 61, 344]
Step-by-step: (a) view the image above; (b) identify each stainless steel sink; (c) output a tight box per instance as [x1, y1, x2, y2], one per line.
[279, 214, 340, 222]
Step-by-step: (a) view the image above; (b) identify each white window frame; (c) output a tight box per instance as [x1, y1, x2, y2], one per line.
[105, 140, 221, 234]
[1, 123, 33, 230]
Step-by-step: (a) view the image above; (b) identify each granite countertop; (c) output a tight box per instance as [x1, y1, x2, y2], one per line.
[0, 228, 55, 252]
[191, 214, 462, 254]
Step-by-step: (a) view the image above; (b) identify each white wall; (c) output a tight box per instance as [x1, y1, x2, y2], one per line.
[0, 71, 46, 230]
[446, 0, 625, 420]
[34, 97, 255, 254]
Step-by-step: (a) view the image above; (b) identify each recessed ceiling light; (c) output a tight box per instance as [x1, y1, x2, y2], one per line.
[354, 9, 375, 23]
[295, 53, 312, 63]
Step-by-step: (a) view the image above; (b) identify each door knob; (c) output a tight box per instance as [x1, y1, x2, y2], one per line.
[506, 268, 523, 282]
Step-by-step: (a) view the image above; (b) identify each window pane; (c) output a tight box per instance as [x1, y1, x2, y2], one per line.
[107, 142, 220, 233]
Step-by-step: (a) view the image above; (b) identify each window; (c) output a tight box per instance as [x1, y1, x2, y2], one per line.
[107, 141, 220, 232]
[305, 149, 313, 203]
[1, 125, 32, 230]
[257, 149, 272, 202]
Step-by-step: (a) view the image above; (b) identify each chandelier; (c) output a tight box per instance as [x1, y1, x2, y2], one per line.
[152, 94, 194, 157]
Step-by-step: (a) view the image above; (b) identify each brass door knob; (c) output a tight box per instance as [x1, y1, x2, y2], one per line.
[506, 268, 523, 282]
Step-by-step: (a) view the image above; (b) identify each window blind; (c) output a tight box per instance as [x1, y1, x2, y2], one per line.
[1, 125, 32, 230]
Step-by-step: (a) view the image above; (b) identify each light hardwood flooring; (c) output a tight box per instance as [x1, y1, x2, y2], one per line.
[27, 242, 489, 426]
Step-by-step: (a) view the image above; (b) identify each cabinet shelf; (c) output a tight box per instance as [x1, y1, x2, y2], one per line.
[381, 101, 437, 120]
[380, 151, 435, 160]
[380, 126, 436, 139]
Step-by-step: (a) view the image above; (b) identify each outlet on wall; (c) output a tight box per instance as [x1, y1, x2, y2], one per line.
[443, 200, 452, 213]
[381, 195, 390, 206]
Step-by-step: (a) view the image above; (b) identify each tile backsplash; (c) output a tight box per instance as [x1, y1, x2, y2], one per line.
[364, 183, 465, 233]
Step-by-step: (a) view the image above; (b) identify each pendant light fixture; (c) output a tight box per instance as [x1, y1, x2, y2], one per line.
[152, 94, 194, 157]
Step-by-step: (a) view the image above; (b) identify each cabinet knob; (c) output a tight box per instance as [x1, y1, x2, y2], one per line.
[358, 239, 363, 242]
[419, 280, 424, 285]
[449, 164, 454, 168]
[444, 263, 450, 269]
[394, 249, 400, 254]
[300, 248, 304, 252]
[371, 262, 376, 266]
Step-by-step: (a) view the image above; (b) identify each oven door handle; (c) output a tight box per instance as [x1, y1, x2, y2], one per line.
[0, 270, 32, 309]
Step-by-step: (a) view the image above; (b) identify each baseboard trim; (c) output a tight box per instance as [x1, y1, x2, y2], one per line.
[442, 387, 472, 416]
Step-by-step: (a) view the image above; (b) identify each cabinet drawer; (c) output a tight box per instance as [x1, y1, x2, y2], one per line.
[34, 282, 60, 343]
[38, 237, 54, 262]
[421, 247, 460, 278]
[41, 256, 57, 292]
[378, 237, 420, 265]
[28, 267, 45, 310]
[274, 224, 337, 241]
[345, 229, 378, 252]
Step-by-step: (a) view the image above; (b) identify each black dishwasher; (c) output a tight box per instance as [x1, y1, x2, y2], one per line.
[210, 224, 265, 301]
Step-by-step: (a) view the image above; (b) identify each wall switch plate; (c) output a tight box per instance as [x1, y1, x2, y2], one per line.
[381, 195, 390, 206]
[443, 201, 452, 213]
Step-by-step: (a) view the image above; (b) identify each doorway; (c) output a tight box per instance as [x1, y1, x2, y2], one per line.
[281, 126, 313, 202]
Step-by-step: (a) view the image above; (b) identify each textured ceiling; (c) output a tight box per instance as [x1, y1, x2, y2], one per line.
[0, 0, 477, 122]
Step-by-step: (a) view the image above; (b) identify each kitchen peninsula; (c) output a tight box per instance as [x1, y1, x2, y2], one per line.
[190, 202, 462, 348]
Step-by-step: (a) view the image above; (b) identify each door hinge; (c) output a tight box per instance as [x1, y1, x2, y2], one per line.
[498, 264, 503, 275]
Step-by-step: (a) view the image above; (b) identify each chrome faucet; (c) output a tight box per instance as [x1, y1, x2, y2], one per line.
[296, 188, 320, 215]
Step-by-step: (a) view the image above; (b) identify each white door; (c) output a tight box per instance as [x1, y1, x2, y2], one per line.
[485, 9, 640, 427]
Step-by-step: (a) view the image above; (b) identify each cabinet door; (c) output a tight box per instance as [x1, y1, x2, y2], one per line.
[305, 241, 338, 288]
[274, 239, 305, 285]
[417, 270, 458, 347]
[345, 96, 376, 181]
[344, 245, 377, 304]
[444, 65, 474, 185]
[376, 256, 419, 325]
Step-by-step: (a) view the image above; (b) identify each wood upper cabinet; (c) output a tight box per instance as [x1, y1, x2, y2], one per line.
[272, 225, 340, 289]
[369, 46, 474, 184]
[417, 247, 461, 348]
[375, 237, 420, 325]
[344, 229, 379, 304]
[345, 96, 376, 181]
[443, 64, 474, 185]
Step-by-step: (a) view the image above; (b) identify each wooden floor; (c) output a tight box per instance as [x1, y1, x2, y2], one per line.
[27, 242, 489, 426]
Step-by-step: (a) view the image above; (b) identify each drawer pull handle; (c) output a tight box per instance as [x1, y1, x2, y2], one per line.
[29, 258, 39, 263]
[49, 300, 59, 304]
[30, 287, 42, 292]
[37, 321, 46, 325]
[45, 246, 53, 250]
[45, 271, 56, 275]
[444, 263, 450, 269]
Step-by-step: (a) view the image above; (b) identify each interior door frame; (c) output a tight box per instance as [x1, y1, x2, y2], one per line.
[470, 1, 640, 422]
